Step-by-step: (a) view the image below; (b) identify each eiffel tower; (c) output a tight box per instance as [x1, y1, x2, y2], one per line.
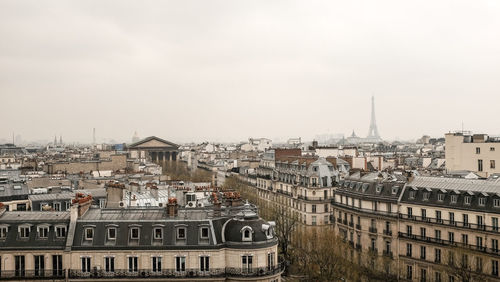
[366, 96, 381, 142]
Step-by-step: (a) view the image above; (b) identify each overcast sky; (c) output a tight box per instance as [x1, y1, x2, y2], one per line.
[1, 0, 499, 144]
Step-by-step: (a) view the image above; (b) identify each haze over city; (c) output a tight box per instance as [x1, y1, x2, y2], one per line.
[2, 0, 500, 144]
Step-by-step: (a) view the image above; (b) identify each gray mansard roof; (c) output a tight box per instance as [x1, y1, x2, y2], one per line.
[337, 172, 405, 201]
[0, 211, 70, 250]
[400, 176, 500, 212]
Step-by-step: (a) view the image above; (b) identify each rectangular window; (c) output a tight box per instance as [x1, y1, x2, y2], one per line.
[420, 246, 426, 260]
[38, 227, 49, 238]
[407, 207, 413, 217]
[84, 228, 93, 240]
[81, 257, 91, 273]
[52, 255, 63, 277]
[200, 256, 210, 272]
[476, 147, 481, 154]
[463, 214, 469, 226]
[34, 255, 45, 276]
[435, 248, 441, 263]
[479, 197, 486, 206]
[200, 227, 209, 239]
[128, 257, 138, 272]
[130, 228, 140, 239]
[15, 255, 25, 277]
[177, 228, 186, 239]
[462, 234, 468, 244]
[242, 255, 253, 273]
[491, 147, 496, 151]
[152, 257, 162, 272]
[478, 215, 484, 228]
[478, 159, 483, 172]
[56, 226, 66, 238]
[451, 195, 457, 204]
[406, 243, 412, 257]
[19, 226, 30, 238]
[435, 271, 441, 282]
[477, 236, 483, 248]
[312, 205, 316, 213]
[435, 229, 441, 240]
[493, 260, 499, 276]
[154, 228, 162, 240]
[421, 268, 427, 282]
[436, 210, 442, 222]
[464, 196, 471, 205]
[495, 200, 500, 208]
[407, 225, 413, 236]
[108, 228, 116, 240]
[176, 256, 186, 272]
[494, 217, 499, 232]
[105, 257, 115, 272]
[448, 232, 454, 243]
[449, 212, 455, 224]
[438, 194, 444, 201]
[492, 239, 498, 252]
[491, 160, 496, 169]
[53, 202, 61, 211]
[267, 253, 275, 270]
[0, 226, 7, 239]
[407, 265, 412, 279]
[421, 209, 427, 219]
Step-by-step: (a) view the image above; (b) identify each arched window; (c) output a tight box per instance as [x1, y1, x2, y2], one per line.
[241, 226, 253, 242]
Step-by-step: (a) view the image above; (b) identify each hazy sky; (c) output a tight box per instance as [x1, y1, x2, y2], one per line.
[1, 0, 500, 144]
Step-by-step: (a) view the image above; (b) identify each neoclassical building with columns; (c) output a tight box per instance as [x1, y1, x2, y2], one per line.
[128, 136, 179, 163]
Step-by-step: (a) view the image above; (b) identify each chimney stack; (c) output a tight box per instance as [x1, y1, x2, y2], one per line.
[167, 198, 178, 217]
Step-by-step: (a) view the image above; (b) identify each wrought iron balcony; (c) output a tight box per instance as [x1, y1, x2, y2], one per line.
[383, 229, 392, 236]
[369, 227, 377, 233]
[355, 224, 361, 230]
[0, 269, 65, 280]
[68, 265, 284, 279]
[398, 214, 498, 233]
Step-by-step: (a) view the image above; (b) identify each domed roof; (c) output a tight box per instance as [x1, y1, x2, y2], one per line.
[222, 216, 272, 243]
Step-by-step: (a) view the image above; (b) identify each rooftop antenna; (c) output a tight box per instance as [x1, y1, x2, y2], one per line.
[93, 128, 96, 145]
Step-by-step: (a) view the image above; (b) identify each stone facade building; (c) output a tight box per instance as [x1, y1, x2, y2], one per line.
[0, 196, 282, 281]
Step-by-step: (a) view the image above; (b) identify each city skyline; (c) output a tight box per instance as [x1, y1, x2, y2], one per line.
[2, 0, 500, 143]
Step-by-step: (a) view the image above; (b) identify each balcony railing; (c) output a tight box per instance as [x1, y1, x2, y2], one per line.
[0, 269, 65, 280]
[398, 232, 500, 257]
[355, 224, 361, 230]
[369, 227, 378, 233]
[383, 250, 393, 258]
[348, 221, 354, 227]
[399, 214, 499, 233]
[355, 244, 362, 250]
[68, 265, 284, 279]
[383, 229, 392, 236]
[331, 202, 398, 218]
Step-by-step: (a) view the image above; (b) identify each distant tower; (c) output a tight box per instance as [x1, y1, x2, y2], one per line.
[54, 135, 57, 145]
[132, 131, 140, 143]
[59, 135, 63, 145]
[93, 128, 96, 145]
[367, 96, 381, 140]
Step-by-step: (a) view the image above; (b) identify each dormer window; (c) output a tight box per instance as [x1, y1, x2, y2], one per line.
[0, 225, 8, 239]
[409, 191, 416, 199]
[38, 226, 49, 239]
[19, 226, 30, 238]
[423, 192, 430, 201]
[376, 185, 383, 193]
[437, 194, 444, 201]
[84, 227, 94, 240]
[464, 196, 471, 205]
[130, 227, 140, 240]
[494, 199, 500, 208]
[450, 195, 458, 204]
[55, 226, 66, 238]
[153, 227, 163, 240]
[241, 226, 253, 242]
[177, 228, 186, 239]
[200, 227, 209, 239]
[479, 197, 486, 206]
[392, 187, 398, 195]
[107, 228, 117, 240]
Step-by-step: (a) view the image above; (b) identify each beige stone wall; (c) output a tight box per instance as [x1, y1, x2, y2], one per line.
[47, 155, 127, 174]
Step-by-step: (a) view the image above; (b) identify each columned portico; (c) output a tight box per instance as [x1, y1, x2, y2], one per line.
[128, 136, 180, 164]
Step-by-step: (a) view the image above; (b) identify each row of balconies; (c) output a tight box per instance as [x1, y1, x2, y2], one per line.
[399, 213, 498, 233]
[0, 265, 285, 281]
[398, 232, 500, 257]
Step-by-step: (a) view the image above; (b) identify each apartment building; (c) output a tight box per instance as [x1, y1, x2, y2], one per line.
[446, 132, 500, 177]
[399, 176, 500, 281]
[0, 196, 282, 281]
[255, 151, 340, 226]
[331, 172, 405, 276]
